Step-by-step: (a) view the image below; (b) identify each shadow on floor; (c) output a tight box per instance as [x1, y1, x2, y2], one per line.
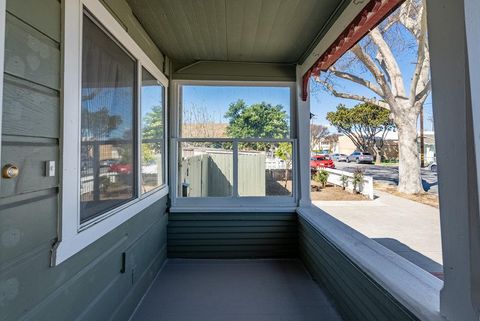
[373, 238, 443, 279]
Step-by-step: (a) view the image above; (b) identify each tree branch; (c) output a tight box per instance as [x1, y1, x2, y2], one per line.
[370, 28, 406, 98]
[409, 4, 429, 105]
[415, 80, 430, 102]
[350, 44, 396, 107]
[315, 78, 390, 110]
[330, 67, 384, 97]
[397, 1, 423, 39]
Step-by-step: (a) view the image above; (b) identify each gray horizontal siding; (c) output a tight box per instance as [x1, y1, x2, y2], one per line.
[6, 0, 61, 42]
[0, 189, 57, 266]
[0, 136, 58, 197]
[2, 74, 59, 138]
[0, 197, 168, 321]
[4, 12, 60, 90]
[298, 217, 420, 321]
[1, 1, 170, 321]
[168, 212, 298, 258]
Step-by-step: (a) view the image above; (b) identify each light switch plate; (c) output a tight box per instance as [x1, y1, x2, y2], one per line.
[45, 161, 55, 177]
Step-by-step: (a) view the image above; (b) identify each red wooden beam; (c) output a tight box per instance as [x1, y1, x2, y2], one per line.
[301, 0, 404, 101]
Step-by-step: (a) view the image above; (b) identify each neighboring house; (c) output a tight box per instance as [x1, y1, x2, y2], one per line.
[332, 131, 435, 162]
[312, 134, 339, 154]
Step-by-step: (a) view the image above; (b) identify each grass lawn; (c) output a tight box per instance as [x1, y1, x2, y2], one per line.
[379, 162, 399, 166]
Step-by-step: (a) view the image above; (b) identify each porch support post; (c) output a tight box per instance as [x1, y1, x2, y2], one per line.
[426, 0, 480, 320]
[296, 65, 311, 207]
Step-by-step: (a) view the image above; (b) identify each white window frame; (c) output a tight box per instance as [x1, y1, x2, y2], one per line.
[170, 80, 298, 212]
[0, 0, 6, 191]
[54, 0, 169, 265]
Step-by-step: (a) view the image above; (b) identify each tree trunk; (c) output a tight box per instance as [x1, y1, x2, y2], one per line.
[373, 145, 382, 165]
[396, 115, 423, 194]
[375, 153, 382, 165]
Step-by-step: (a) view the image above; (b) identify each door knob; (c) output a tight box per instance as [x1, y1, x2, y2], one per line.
[2, 164, 19, 179]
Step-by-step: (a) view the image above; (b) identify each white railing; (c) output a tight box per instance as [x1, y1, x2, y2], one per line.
[322, 168, 374, 200]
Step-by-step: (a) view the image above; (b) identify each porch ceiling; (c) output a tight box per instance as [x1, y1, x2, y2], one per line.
[126, 0, 346, 64]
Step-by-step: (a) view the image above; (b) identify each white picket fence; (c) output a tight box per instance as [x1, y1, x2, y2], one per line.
[322, 168, 374, 200]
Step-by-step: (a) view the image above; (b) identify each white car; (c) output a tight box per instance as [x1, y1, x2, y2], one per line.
[346, 151, 374, 164]
[330, 153, 348, 162]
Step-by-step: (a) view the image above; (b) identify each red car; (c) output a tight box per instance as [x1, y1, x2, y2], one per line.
[310, 155, 335, 170]
[108, 163, 133, 175]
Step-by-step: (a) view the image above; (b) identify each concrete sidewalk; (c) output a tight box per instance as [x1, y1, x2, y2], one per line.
[313, 191, 443, 276]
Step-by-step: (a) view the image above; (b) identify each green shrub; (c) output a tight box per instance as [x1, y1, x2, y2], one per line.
[314, 170, 329, 188]
[340, 175, 349, 190]
[352, 169, 364, 193]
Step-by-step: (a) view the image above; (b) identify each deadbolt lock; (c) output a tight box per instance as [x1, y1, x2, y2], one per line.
[2, 164, 19, 179]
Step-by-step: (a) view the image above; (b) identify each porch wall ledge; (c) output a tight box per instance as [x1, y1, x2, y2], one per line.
[170, 206, 298, 213]
[297, 206, 446, 321]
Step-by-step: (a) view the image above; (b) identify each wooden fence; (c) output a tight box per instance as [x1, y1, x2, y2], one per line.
[180, 150, 266, 196]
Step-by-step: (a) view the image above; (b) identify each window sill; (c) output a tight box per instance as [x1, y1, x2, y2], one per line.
[297, 206, 445, 321]
[53, 186, 169, 266]
[170, 205, 297, 213]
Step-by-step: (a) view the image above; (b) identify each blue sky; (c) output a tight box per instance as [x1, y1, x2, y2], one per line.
[182, 85, 291, 124]
[310, 26, 433, 132]
[182, 75, 433, 133]
[182, 22, 434, 134]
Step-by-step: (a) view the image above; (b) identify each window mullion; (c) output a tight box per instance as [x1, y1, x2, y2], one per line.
[136, 61, 142, 198]
[233, 140, 239, 198]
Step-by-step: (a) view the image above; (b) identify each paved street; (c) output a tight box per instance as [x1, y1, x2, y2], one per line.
[314, 191, 443, 277]
[333, 161, 438, 194]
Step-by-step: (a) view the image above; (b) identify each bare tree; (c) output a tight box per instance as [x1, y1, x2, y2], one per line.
[310, 124, 329, 151]
[182, 103, 226, 138]
[314, 0, 429, 194]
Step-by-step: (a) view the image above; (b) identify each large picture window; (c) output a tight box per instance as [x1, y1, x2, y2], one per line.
[80, 12, 137, 223]
[56, 0, 168, 265]
[172, 82, 296, 209]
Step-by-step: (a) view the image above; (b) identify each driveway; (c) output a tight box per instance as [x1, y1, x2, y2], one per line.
[314, 191, 443, 277]
[334, 161, 438, 194]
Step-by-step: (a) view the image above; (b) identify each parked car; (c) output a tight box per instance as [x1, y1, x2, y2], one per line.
[100, 158, 118, 168]
[108, 163, 133, 175]
[310, 155, 335, 170]
[330, 153, 348, 162]
[346, 151, 374, 164]
[428, 162, 437, 172]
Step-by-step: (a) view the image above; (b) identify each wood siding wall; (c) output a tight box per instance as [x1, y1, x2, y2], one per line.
[298, 217, 421, 321]
[168, 212, 298, 258]
[0, 1, 169, 321]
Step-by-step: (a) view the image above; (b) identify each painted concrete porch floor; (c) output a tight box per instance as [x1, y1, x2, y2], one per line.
[131, 259, 344, 321]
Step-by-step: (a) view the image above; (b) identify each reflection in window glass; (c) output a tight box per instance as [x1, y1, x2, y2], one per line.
[80, 13, 136, 223]
[141, 68, 164, 193]
[238, 142, 293, 196]
[181, 86, 291, 139]
[178, 142, 233, 197]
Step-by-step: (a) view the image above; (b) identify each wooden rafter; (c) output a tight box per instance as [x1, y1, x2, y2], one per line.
[302, 0, 405, 101]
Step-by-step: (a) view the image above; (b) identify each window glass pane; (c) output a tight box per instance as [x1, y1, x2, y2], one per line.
[141, 68, 164, 193]
[181, 86, 291, 139]
[80, 13, 136, 223]
[238, 142, 293, 196]
[178, 142, 233, 197]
